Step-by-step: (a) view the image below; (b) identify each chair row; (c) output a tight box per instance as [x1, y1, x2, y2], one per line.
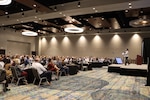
[11, 66, 67, 86]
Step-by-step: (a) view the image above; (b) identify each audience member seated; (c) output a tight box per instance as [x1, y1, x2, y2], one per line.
[24, 56, 30, 67]
[40, 56, 47, 66]
[63, 57, 70, 64]
[3, 55, 11, 65]
[4, 63, 12, 79]
[0, 56, 10, 92]
[32, 57, 52, 85]
[20, 56, 25, 65]
[57, 57, 69, 75]
[0, 56, 5, 68]
[103, 58, 112, 66]
[47, 58, 60, 80]
[12, 55, 20, 66]
[0, 69, 10, 92]
[13, 66, 28, 85]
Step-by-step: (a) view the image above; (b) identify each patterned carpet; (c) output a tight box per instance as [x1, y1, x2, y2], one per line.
[92, 89, 149, 100]
[0, 67, 150, 100]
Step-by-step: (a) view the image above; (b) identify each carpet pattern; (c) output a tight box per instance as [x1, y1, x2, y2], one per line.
[44, 75, 109, 91]
[91, 89, 149, 100]
[0, 68, 150, 100]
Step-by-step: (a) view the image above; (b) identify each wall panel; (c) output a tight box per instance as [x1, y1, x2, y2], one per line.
[7, 40, 30, 55]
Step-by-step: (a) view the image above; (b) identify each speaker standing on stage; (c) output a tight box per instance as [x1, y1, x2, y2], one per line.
[124, 48, 130, 65]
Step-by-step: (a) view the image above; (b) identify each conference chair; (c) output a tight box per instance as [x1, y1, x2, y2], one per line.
[52, 69, 67, 80]
[59, 69, 66, 76]
[0, 80, 6, 94]
[11, 66, 27, 85]
[0, 69, 6, 93]
[81, 63, 88, 71]
[32, 68, 49, 86]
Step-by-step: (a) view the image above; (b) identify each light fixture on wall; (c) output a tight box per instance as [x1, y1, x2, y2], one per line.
[22, 30, 38, 36]
[0, 0, 12, 5]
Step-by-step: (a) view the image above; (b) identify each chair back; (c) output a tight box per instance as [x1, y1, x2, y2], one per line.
[0, 69, 4, 76]
[11, 66, 19, 79]
[0, 69, 6, 82]
[32, 68, 40, 80]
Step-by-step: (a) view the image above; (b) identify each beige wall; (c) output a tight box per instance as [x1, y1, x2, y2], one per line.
[0, 27, 150, 59]
[39, 33, 150, 59]
[0, 28, 36, 55]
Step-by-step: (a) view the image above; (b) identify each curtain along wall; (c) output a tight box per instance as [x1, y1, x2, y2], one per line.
[143, 38, 150, 63]
[143, 38, 150, 86]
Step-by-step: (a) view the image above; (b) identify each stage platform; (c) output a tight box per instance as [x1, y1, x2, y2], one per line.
[108, 64, 148, 77]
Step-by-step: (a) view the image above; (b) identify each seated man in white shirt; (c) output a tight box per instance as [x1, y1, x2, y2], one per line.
[31, 57, 52, 85]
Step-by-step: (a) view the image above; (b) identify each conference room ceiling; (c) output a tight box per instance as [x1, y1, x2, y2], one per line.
[0, 0, 150, 36]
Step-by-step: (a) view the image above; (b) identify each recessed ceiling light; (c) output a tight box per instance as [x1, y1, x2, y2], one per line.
[21, 8, 24, 11]
[59, 12, 62, 14]
[78, 2, 81, 8]
[22, 30, 38, 36]
[0, 0, 12, 5]
[33, 4, 37, 7]
[5, 12, 8, 15]
[125, 9, 128, 13]
[128, 2, 132, 6]
[54, 6, 57, 11]
[93, 8, 95, 10]
[101, 17, 104, 20]
[129, 6, 132, 9]
[95, 10, 98, 12]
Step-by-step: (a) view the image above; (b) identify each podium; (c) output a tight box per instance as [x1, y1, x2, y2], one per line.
[136, 55, 142, 65]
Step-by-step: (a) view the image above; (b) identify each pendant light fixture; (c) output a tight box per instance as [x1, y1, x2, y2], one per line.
[0, 0, 12, 5]
[22, 30, 38, 36]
